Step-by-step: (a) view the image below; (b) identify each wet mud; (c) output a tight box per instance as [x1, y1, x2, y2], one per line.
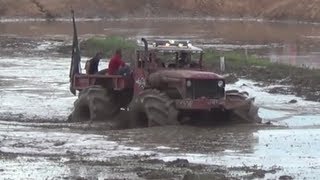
[0, 119, 289, 179]
[230, 66, 320, 102]
[0, 20, 320, 179]
[1, 55, 319, 179]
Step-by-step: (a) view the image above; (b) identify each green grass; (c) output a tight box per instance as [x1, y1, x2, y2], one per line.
[80, 36, 137, 59]
[203, 49, 319, 81]
[204, 49, 271, 70]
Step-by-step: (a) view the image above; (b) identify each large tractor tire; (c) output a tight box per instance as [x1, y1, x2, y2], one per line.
[226, 90, 262, 123]
[129, 89, 179, 128]
[69, 86, 120, 122]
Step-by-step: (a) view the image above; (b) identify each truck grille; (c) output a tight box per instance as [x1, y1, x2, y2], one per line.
[187, 79, 225, 99]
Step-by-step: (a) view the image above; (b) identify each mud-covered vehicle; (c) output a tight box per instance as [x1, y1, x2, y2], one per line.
[68, 13, 261, 127]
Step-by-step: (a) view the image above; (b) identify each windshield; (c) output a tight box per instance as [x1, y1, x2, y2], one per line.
[136, 39, 203, 69]
[152, 51, 202, 69]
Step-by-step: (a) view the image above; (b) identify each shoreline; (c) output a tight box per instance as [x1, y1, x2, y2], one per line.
[2, 16, 320, 26]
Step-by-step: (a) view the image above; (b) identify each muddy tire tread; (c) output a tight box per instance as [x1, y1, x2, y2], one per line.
[70, 86, 120, 122]
[129, 89, 179, 128]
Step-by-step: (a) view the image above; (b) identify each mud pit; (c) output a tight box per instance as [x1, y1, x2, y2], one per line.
[1, 20, 320, 179]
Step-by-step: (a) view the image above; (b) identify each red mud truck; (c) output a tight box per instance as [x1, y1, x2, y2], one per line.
[68, 12, 261, 127]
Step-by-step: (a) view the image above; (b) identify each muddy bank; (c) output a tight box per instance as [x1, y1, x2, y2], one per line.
[221, 65, 320, 102]
[0, 36, 65, 57]
[2, 0, 320, 22]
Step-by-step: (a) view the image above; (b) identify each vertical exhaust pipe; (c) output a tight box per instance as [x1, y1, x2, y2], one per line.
[141, 38, 148, 63]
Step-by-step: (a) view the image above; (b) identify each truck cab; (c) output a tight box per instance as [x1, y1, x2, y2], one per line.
[133, 38, 226, 111]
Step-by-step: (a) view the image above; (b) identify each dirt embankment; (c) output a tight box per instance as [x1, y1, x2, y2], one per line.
[1, 0, 320, 22]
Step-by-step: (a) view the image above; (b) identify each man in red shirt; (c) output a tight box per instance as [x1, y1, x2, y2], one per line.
[108, 49, 125, 75]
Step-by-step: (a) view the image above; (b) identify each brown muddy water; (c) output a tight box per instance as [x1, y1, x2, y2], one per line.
[0, 19, 320, 179]
[2, 18, 320, 68]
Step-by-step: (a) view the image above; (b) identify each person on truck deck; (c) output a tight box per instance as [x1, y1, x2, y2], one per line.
[85, 52, 103, 74]
[108, 49, 130, 75]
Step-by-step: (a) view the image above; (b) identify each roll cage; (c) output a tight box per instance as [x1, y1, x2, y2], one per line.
[135, 39, 204, 70]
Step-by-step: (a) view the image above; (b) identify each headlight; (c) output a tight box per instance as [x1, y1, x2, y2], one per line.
[218, 80, 224, 87]
[186, 80, 192, 87]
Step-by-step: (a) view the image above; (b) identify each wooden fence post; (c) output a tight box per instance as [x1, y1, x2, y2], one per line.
[220, 56, 225, 72]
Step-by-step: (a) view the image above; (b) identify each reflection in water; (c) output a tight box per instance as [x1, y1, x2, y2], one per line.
[107, 126, 260, 154]
[270, 43, 320, 69]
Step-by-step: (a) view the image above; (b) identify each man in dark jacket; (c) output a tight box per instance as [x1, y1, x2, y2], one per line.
[85, 52, 103, 74]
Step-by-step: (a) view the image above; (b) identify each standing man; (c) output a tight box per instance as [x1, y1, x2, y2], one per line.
[108, 49, 129, 75]
[85, 52, 103, 74]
